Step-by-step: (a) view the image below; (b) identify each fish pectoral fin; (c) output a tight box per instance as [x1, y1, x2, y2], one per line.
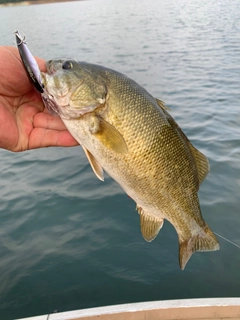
[137, 206, 164, 242]
[156, 98, 171, 111]
[179, 225, 220, 270]
[93, 117, 128, 154]
[189, 144, 210, 185]
[82, 145, 104, 181]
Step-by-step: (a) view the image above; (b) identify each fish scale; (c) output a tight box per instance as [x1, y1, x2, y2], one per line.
[42, 59, 219, 270]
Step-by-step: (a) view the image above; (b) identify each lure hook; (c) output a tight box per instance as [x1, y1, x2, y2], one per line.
[14, 30, 26, 46]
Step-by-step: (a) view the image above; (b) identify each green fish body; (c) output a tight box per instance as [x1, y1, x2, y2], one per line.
[42, 59, 219, 269]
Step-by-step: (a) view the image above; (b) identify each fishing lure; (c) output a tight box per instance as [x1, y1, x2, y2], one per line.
[14, 30, 44, 93]
[14, 30, 59, 116]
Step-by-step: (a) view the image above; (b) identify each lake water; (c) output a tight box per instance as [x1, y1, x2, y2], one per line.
[0, 0, 240, 319]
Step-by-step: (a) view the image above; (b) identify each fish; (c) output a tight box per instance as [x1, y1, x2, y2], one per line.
[38, 58, 220, 269]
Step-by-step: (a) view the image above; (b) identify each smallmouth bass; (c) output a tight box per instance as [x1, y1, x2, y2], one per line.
[42, 59, 219, 269]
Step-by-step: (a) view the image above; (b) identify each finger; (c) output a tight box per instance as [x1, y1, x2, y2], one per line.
[35, 56, 47, 72]
[29, 128, 79, 149]
[0, 47, 46, 95]
[34, 112, 68, 131]
[4, 46, 47, 72]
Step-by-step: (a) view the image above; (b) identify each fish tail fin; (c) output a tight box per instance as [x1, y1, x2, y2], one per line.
[179, 226, 220, 270]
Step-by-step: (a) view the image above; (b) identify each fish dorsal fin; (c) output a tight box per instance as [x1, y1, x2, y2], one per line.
[189, 144, 210, 185]
[159, 106, 209, 186]
[82, 145, 104, 181]
[93, 117, 128, 154]
[156, 98, 171, 111]
[137, 206, 164, 242]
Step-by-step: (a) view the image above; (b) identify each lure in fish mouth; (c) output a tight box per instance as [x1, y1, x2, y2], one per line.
[14, 30, 62, 117]
[14, 32, 105, 119]
[15, 31, 220, 270]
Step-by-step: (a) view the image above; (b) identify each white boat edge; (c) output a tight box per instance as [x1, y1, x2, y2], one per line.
[16, 297, 240, 320]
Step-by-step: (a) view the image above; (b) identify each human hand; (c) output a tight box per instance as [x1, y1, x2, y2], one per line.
[0, 46, 78, 152]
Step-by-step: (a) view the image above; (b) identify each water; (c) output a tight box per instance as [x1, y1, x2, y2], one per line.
[0, 0, 240, 318]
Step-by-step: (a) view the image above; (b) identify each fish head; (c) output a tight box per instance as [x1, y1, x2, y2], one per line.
[41, 59, 107, 119]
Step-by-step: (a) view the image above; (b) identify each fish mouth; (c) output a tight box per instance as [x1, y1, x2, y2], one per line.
[42, 92, 61, 117]
[43, 59, 83, 119]
[41, 68, 62, 117]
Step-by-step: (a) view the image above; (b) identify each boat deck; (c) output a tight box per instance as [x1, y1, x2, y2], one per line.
[16, 298, 240, 320]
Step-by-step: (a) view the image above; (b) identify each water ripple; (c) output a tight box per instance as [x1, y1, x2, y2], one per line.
[1, 0, 240, 318]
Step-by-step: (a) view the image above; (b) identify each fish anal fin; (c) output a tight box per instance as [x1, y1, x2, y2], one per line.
[179, 226, 220, 270]
[82, 145, 104, 181]
[189, 144, 210, 185]
[93, 117, 128, 154]
[156, 98, 171, 111]
[137, 206, 164, 242]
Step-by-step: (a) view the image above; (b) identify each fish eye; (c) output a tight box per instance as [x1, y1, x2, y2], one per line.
[62, 60, 73, 70]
